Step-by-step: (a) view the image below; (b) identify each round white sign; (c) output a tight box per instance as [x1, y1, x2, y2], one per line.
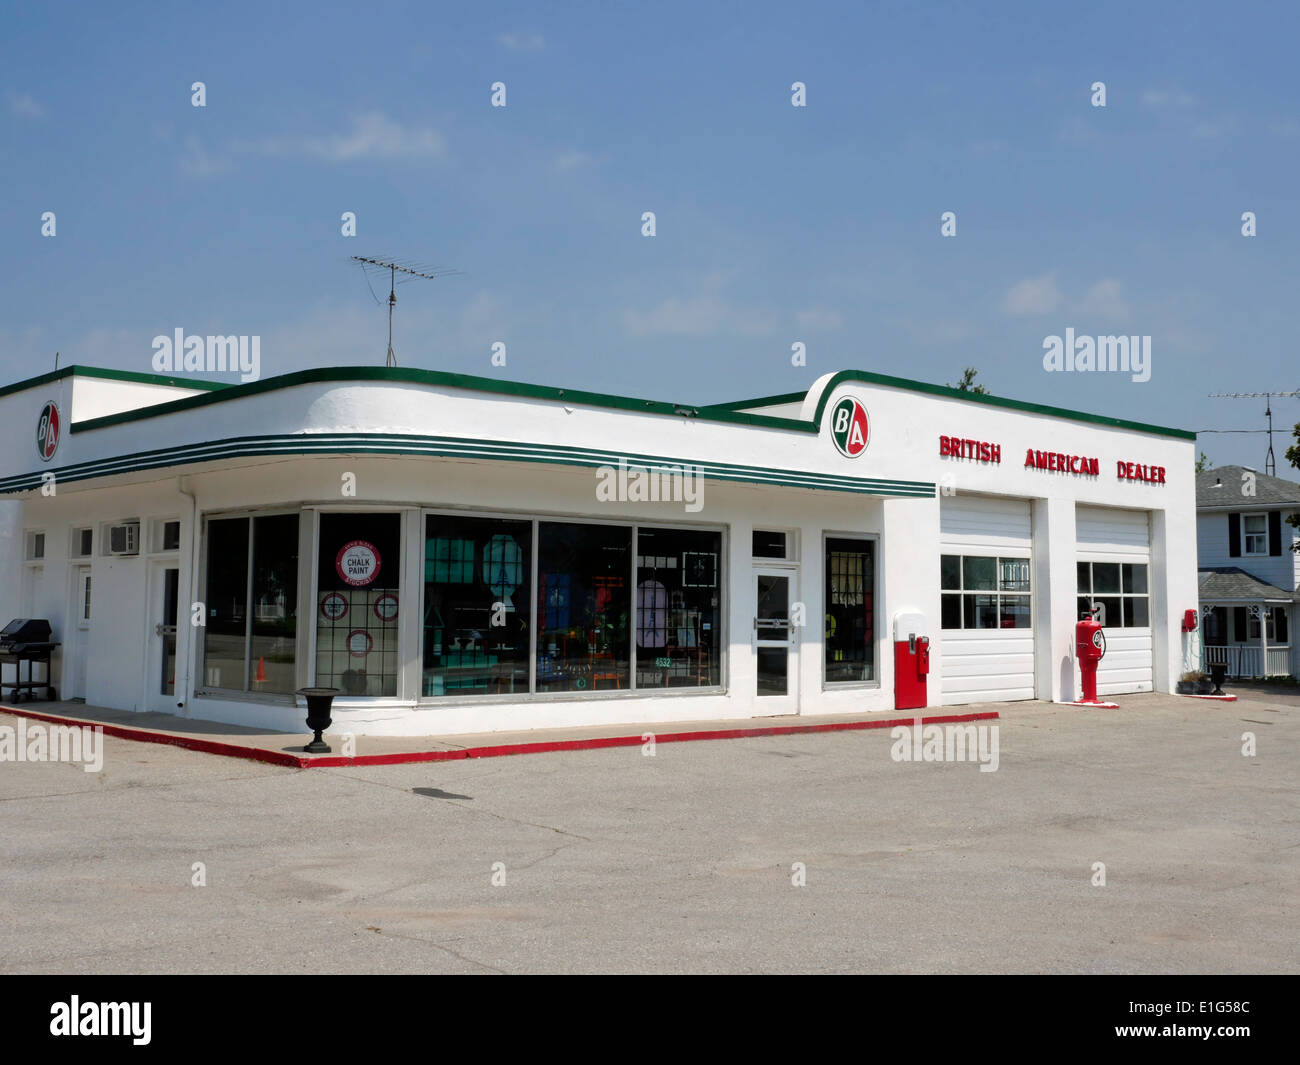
[336, 540, 381, 587]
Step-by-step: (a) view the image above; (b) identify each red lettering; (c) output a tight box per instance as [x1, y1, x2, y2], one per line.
[1157, 467, 1165, 483]
[991, 444, 1001, 464]
[1069, 455, 1079, 473]
[1117, 461, 1127, 479]
[1089, 458, 1099, 476]
[1047, 453, 1058, 471]
[1025, 449, 1037, 468]
[939, 435, 950, 456]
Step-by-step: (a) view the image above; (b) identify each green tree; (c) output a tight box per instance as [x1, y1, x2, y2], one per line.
[949, 367, 989, 395]
[1195, 452, 1213, 473]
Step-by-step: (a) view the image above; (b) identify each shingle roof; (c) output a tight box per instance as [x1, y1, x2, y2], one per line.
[1198, 566, 1300, 602]
[1197, 465, 1300, 508]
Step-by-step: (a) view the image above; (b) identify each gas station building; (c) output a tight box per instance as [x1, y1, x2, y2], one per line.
[0, 364, 1200, 736]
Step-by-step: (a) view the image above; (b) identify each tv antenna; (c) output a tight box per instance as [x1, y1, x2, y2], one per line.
[1208, 389, 1300, 476]
[351, 256, 462, 367]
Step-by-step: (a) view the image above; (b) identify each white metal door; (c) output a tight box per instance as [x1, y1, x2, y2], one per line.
[754, 567, 798, 715]
[1076, 506, 1153, 695]
[940, 496, 1036, 704]
[64, 566, 91, 700]
[146, 564, 181, 713]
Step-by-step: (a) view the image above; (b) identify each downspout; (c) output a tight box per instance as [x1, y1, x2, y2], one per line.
[177, 475, 198, 714]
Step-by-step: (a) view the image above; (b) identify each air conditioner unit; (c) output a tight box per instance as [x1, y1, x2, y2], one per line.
[107, 522, 140, 556]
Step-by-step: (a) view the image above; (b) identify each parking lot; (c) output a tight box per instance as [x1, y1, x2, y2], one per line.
[1, 690, 1296, 974]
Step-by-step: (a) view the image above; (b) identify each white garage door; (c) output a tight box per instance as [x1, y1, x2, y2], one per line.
[1076, 506, 1153, 695]
[940, 496, 1036, 705]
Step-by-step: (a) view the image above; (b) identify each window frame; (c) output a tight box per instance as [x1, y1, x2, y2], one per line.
[1077, 560, 1151, 630]
[822, 532, 880, 689]
[941, 552, 1033, 632]
[1241, 513, 1269, 556]
[419, 506, 728, 705]
[196, 507, 302, 699]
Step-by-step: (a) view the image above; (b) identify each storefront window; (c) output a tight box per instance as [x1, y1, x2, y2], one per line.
[203, 518, 249, 690]
[537, 522, 631, 693]
[635, 527, 722, 688]
[423, 515, 532, 697]
[316, 512, 401, 696]
[941, 554, 1032, 630]
[825, 537, 875, 683]
[202, 513, 299, 693]
[1078, 561, 1148, 629]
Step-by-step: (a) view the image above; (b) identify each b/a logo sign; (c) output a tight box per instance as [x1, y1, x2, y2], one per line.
[830, 397, 869, 458]
[36, 401, 60, 461]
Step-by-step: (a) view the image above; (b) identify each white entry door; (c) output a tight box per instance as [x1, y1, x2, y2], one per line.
[146, 564, 181, 713]
[754, 567, 799, 715]
[64, 566, 91, 700]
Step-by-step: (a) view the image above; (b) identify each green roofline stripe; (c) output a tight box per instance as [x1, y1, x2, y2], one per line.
[0, 364, 231, 403]
[0, 433, 935, 498]
[702, 391, 807, 412]
[68, 365, 816, 435]
[808, 370, 1196, 441]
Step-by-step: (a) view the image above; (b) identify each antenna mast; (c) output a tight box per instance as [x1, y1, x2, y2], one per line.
[1209, 389, 1300, 476]
[351, 256, 461, 367]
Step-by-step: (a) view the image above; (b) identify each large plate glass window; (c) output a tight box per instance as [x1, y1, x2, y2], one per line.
[316, 512, 401, 696]
[941, 554, 1031, 629]
[825, 537, 875, 682]
[635, 527, 721, 688]
[1077, 562, 1148, 628]
[537, 522, 631, 693]
[423, 515, 532, 697]
[202, 514, 299, 692]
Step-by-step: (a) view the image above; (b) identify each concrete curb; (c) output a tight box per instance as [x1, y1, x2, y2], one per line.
[0, 704, 999, 769]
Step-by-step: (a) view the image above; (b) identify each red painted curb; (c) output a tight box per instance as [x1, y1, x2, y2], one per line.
[0, 705, 998, 769]
[1059, 700, 1121, 708]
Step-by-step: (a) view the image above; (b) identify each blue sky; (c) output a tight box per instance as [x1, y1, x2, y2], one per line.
[2, 0, 1297, 469]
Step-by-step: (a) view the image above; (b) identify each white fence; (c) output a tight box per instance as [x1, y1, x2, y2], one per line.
[1204, 645, 1293, 678]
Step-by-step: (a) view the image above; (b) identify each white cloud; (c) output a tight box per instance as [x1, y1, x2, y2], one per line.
[179, 134, 233, 177]
[1080, 278, 1131, 322]
[499, 32, 545, 51]
[1003, 272, 1062, 316]
[555, 150, 595, 171]
[5, 90, 45, 119]
[1142, 88, 1196, 110]
[795, 306, 843, 331]
[235, 112, 445, 163]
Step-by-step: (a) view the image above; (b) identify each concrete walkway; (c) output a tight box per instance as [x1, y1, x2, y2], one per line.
[0, 698, 1000, 767]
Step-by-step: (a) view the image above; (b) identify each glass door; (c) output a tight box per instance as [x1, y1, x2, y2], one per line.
[148, 565, 179, 712]
[754, 568, 798, 715]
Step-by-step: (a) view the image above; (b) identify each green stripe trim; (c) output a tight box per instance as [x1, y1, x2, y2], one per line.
[0, 364, 231, 402]
[702, 391, 807, 412]
[0, 433, 936, 498]
[808, 370, 1196, 441]
[67, 366, 816, 435]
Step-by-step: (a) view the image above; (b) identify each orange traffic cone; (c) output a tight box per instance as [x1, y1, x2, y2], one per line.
[255, 657, 267, 685]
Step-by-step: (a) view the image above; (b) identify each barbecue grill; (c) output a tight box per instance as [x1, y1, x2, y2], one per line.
[0, 619, 59, 701]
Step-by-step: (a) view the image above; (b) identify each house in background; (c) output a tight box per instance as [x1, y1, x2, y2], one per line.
[1196, 465, 1300, 679]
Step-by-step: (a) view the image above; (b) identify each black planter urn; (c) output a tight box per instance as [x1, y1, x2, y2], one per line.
[1208, 663, 1228, 696]
[297, 687, 340, 753]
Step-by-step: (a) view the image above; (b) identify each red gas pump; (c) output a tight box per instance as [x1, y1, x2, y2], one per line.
[1075, 607, 1107, 704]
[893, 611, 929, 710]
